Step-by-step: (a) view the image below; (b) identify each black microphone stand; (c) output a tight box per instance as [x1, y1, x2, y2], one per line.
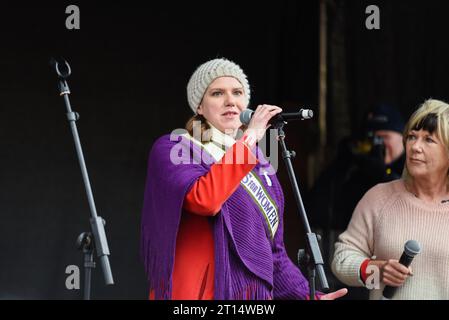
[273, 120, 329, 299]
[50, 58, 114, 299]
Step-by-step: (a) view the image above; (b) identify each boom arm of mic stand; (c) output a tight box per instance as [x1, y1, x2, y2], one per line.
[91, 217, 114, 285]
[306, 233, 328, 290]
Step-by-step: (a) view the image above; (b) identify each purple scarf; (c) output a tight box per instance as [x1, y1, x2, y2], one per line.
[140, 133, 310, 299]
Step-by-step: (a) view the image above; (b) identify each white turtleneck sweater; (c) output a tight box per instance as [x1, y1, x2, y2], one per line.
[332, 179, 449, 300]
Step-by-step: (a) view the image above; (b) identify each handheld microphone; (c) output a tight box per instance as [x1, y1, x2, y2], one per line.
[381, 240, 421, 300]
[239, 108, 313, 125]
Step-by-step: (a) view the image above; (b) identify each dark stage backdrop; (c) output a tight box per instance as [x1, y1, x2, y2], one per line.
[327, 0, 449, 145]
[1, 1, 449, 299]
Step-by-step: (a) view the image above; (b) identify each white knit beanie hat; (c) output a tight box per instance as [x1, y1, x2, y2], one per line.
[186, 58, 250, 114]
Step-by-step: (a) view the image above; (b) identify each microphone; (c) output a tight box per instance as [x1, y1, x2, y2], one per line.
[239, 108, 313, 125]
[381, 240, 421, 300]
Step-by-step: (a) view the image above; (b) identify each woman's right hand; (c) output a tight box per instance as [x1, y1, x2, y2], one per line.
[243, 104, 283, 142]
[369, 259, 413, 287]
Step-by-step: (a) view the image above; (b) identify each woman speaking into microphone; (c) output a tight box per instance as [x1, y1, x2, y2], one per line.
[140, 58, 347, 300]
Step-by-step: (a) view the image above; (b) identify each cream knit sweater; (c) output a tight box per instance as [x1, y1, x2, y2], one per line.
[332, 179, 449, 300]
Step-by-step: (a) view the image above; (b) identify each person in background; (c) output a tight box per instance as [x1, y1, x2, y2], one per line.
[307, 104, 406, 299]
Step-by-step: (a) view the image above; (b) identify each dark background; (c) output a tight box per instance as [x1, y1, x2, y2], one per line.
[0, 1, 448, 299]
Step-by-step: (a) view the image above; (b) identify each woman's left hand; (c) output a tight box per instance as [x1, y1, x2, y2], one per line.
[319, 288, 348, 300]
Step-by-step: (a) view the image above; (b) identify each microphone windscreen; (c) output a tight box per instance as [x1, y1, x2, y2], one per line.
[240, 109, 254, 125]
[404, 240, 421, 257]
[300, 109, 314, 119]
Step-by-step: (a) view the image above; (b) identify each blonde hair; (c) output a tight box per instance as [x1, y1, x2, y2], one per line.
[402, 98, 449, 182]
